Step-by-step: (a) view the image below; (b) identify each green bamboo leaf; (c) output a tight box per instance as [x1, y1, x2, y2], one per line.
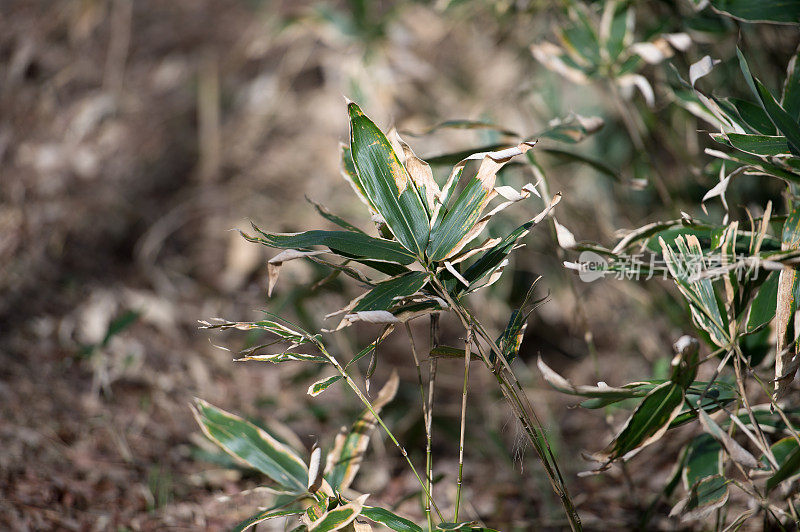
[427, 143, 536, 261]
[683, 434, 723, 490]
[454, 194, 560, 292]
[605, 2, 631, 62]
[306, 197, 366, 234]
[601, 381, 685, 460]
[349, 103, 430, 257]
[538, 357, 644, 402]
[192, 399, 309, 491]
[326, 372, 398, 491]
[361, 506, 422, 532]
[660, 235, 730, 347]
[782, 47, 800, 121]
[199, 316, 315, 345]
[762, 437, 799, 474]
[308, 375, 344, 397]
[353, 272, 429, 312]
[233, 508, 304, 532]
[670, 475, 730, 521]
[534, 115, 604, 144]
[710, 0, 800, 24]
[737, 49, 800, 156]
[719, 133, 791, 157]
[747, 271, 779, 332]
[767, 444, 800, 493]
[307, 494, 368, 531]
[727, 98, 777, 135]
[244, 226, 416, 265]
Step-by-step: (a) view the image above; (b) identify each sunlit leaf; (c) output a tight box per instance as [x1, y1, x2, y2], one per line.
[244, 226, 416, 265]
[660, 235, 730, 347]
[192, 399, 309, 492]
[349, 103, 430, 256]
[427, 142, 536, 261]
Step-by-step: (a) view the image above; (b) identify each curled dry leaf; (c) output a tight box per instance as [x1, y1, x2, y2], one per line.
[617, 74, 655, 107]
[307, 443, 323, 493]
[344, 310, 401, 324]
[553, 219, 577, 249]
[268, 249, 327, 296]
[690, 56, 721, 87]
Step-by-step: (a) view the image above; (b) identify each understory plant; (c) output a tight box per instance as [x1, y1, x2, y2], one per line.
[195, 102, 587, 531]
[547, 28, 800, 530]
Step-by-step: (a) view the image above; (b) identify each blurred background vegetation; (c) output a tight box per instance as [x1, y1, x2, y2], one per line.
[1, 0, 798, 529]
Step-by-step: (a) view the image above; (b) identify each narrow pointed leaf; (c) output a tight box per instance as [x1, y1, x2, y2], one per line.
[361, 506, 422, 532]
[766, 440, 800, 493]
[698, 409, 761, 469]
[349, 103, 429, 256]
[747, 271, 779, 332]
[721, 133, 791, 157]
[244, 227, 416, 265]
[192, 399, 309, 491]
[427, 142, 536, 261]
[308, 375, 344, 397]
[670, 475, 729, 521]
[601, 381, 685, 460]
[660, 235, 729, 346]
[353, 272, 429, 312]
[683, 434, 723, 490]
[737, 49, 800, 156]
[710, 0, 800, 24]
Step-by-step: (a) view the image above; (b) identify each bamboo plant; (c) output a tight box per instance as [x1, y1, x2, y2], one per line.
[194, 101, 585, 531]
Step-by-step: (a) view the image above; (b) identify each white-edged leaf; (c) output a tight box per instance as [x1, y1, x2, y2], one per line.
[308, 375, 344, 397]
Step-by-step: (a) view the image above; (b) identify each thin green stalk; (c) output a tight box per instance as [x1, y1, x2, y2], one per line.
[428, 274, 581, 531]
[454, 328, 472, 522]
[405, 322, 433, 532]
[427, 314, 439, 532]
[315, 340, 445, 522]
